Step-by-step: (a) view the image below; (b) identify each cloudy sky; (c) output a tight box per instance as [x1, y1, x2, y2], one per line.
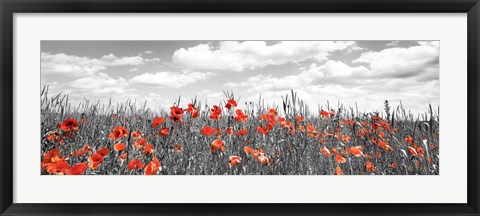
[41, 40, 439, 115]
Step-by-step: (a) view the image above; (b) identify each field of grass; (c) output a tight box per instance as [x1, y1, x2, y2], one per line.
[41, 86, 439, 175]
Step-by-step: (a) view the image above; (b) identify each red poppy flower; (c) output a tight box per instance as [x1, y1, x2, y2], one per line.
[152, 117, 165, 128]
[343, 119, 356, 126]
[306, 124, 316, 133]
[257, 126, 269, 135]
[373, 115, 383, 121]
[234, 109, 248, 123]
[170, 114, 182, 122]
[46, 160, 70, 175]
[349, 146, 364, 157]
[246, 148, 272, 166]
[335, 166, 343, 175]
[169, 106, 183, 122]
[70, 148, 85, 157]
[185, 103, 199, 118]
[81, 144, 92, 152]
[144, 157, 161, 175]
[127, 158, 144, 170]
[229, 156, 242, 167]
[114, 143, 126, 151]
[170, 106, 184, 116]
[43, 148, 60, 162]
[109, 126, 129, 140]
[416, 147, 425, 157]
[144, 162, 158, 175]
[119, 153, 128, 161]
[320, 146, 331, 157]
[297, 125, 305, 132]
[158, 127, 169, 137]
[329, 146, 338, 155]
[244, 146, 255, 155]
[225, 127, 233, 135]
[405, 135, 414, 145]
[41, 148, 63, 168]
[225, 99, 237, 109]
[381, 121, 392, 130]
[335, 155, 346, 163]
[357, 128, 369, 137]
[201, 126, 216, 136]
[269, 108, 277, 116]
[341, 135, 351, 143]
[65, 163, 88, 175]
[191, 110, 199, 118]
[320, 110, 332, 118]
[59, 118, 79, 132]
[259, 114, 267, 120]
[257, 154, 272, 166]
[377, 131, 385, 138]
[408, 146, 418, 156]
[280, 121, 292, 128]
[45, 130, 60, 142]
[131, 131, 142, 139]
[371, 122, 381, 130]
[295, 115, 304, 122]
[235, 128, 248, 136]
[366, 161, 375, 172]
[88, 153, 104, 170]
[376, 138, 387, 148]
[384, 144, 394, 152]
[391, 162, 398, 169]
[134, 137, 148, 149]
[210, 139, 226, 153]
[153, 157, 160, 168]
[142, 143, 155, 155]
[209, 105, 222, 120]
[306, 124, 317, 137]
[185, 103, 196, 112]
[96, 147, 109, 157]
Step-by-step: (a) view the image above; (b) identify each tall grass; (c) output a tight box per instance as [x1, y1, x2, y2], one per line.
[41, 86, 439, 175]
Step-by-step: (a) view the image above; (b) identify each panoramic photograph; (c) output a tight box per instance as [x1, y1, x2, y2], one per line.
[40, 40, 439, 175]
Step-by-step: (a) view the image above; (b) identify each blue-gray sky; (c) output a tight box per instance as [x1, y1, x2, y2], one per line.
[41, 40, 439, 115]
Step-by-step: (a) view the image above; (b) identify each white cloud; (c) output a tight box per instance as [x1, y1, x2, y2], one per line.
[225, 60, 370, 92]
[145, 58, 161, 63]
[224, 41, 440, 115]
[65, 72, 133, 95]
[100, 53, 144, 66]
[197, 90, 222, 99]
[236, 78, 439, 117]
[41, 52, 159, 77]
[172, 41, 358, 72]
[417, 41, 440, 48]
[129, 71, 214, 89]
[145, 50, 153, 54]
[42, 72, 139, 111]
[41, 41, 439, 116]
[353, 41, 439, 80]
[386, 41, 399, 47]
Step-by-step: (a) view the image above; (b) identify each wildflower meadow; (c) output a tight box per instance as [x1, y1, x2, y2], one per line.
[41, 87, 439, 175]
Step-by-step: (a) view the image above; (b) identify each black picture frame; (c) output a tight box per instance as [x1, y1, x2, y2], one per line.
[1, 0, 479, 215]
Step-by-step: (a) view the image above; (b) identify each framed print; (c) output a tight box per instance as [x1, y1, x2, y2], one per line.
[1, 0, 479, 215]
